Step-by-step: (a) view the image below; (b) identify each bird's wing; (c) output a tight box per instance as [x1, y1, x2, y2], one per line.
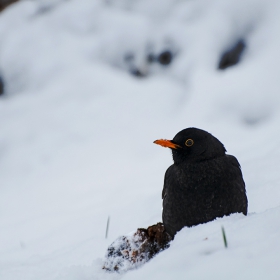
[226, 155, 248, 214]
[226, 155, 244, 181]
[226, 154, 241, 168]
[162, 165, 174, 200]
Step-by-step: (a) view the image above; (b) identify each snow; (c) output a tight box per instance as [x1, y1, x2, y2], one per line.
[1, 0, 280, 279]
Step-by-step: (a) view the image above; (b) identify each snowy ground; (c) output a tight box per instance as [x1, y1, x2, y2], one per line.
[1, 0, 280, 279]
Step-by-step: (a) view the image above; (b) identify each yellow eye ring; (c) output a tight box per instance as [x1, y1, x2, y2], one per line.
[185, 139, 194, 147]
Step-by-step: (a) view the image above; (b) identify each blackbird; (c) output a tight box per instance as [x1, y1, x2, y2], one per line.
[154, 127, 248, 238]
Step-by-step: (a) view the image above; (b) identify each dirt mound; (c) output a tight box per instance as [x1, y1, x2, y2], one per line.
[103, 222, 172, 272]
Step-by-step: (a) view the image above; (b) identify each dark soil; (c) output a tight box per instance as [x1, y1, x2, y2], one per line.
[103, 222, 172, 272]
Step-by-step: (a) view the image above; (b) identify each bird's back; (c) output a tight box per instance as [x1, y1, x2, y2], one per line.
[162, 154, 247, 237]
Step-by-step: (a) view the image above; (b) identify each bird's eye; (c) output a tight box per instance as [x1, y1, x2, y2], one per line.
[185, 139, 194, 147]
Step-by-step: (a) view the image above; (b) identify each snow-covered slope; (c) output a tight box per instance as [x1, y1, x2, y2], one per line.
[1, 0, 280, 279]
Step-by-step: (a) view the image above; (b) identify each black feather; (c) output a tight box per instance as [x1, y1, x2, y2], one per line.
[160, 128, 248, 238]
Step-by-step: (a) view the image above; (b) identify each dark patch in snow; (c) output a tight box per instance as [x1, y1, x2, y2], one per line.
[0, 0, 19, 12]
[130, 68, 146, 77]
[0, 76, 4, 96]
[122, 42, 177, 77]
[103, 223, 172, 272]
[157, 50, 173, 66]
[147, 53, 156, 63]
[124, 52, 147, 77]
[218, 39, 246, 70]
[243, 114, 269, 126]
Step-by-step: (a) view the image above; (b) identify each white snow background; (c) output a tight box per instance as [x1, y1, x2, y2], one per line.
[1, 0, 280, 279]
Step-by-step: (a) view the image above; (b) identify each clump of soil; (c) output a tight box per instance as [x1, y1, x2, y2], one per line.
[103, 222, 172, 272]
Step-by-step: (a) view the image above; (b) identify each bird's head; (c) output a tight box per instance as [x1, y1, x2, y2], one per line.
[154, 127, 226, 164]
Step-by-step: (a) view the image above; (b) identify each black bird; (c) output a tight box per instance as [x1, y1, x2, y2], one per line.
[154, 127, 248, 238]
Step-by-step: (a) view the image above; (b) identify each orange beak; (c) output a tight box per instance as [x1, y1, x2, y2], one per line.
[153, 139, 181, 149]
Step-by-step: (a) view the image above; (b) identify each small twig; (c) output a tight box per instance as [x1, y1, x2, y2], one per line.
[105, 216, 110, 239]
[221, 226, 228, 248]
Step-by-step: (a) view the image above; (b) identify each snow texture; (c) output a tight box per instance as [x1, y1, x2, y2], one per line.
[1, 0, 280, 279]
